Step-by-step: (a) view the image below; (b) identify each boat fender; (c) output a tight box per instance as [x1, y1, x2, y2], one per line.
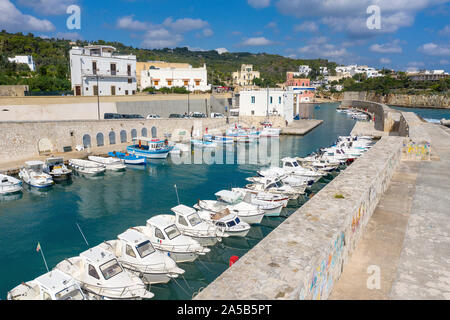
[229, 256, 239, 267]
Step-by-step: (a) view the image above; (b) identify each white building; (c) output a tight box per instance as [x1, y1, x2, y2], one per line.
[8, 55, 36, 71]
[238, 86, 316, 124]
[140, 63, 210, 92]
[320, 67, 328, 76]
[69, 45, 137, 96]
[298, 65, 312, 76]
[336, 65, 381, 78]
[232, 64, 261, 87]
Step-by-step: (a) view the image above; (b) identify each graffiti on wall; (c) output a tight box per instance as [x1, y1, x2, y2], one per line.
[403, 142, 431, 161]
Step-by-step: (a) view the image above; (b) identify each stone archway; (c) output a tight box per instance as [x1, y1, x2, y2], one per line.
[109, 131, 116, 145]
[141, 128, 148, 137]
[38, 138, 53, 155]
[151, 127, 157, 138]
[96, 133, 104, 147]
[120, 130, 127, 143]
[82, 134, 91, 148]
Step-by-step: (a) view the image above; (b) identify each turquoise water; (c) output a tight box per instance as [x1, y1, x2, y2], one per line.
[0, 103, 357, 300]
[390, 106, 450, 121]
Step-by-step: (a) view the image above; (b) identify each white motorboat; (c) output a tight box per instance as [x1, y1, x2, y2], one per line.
[310, 159, 339, 172]
[246, 176, 305, 197]
[55, 246, 154, 300]
[232, 187, 289, 208]
[0, 174, 22, 195]
[43, 157, 72, 182]
[281, 158, 325, 179]
[195, 190, 265, 225]
[69, 159, 106, 176]
[171, 204, 228, 247]
[88, 156, 127, 172]
[259, 127, 281, 137]
[258, 167, 315, 186]
[231, 188, 284, 217]
[196, 209, 251, 238]
[191, 139, 218, 149]
[19, 161, 54, 188]
[7, 269, 87, 300]
[99, 229, 185, 285]
[133, 215, 210, 263]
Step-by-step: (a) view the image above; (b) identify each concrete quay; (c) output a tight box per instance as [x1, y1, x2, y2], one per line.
[281, 119, 323, 135]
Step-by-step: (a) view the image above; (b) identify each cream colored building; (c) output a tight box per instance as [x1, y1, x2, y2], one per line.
[232, 64, 260, 87]
[136, 61, 191, 89]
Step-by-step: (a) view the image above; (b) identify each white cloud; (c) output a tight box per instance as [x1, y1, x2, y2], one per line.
[248, 0, 271, 9]
[266, 22, 277, 29]
[17, 0, 78, 15]
[297, 37, 350, 61]
[202, 28, 214, 37]
[370, 40, 403, 53]
[240, 37, 274, 46]
[293, 21, 319, 33]
[117, 16, 149, 31]
[215, 48, 229, 54]
[275, 0, 446, 37]
[163, 17, 209, 33]
[380, 58, 391, 64]
[438, 25, 450, 36]
[418, 42, 450, 56]
[141, 27, 182, 49]
[440, 59, 449, 64]
[0, 0, 55, 32]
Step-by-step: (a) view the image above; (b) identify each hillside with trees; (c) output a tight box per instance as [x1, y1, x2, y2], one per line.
[0, 31, 336, 93]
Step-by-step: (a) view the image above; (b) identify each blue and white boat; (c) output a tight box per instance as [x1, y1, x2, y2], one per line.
[212, 136, 234, 145]
[127, 137, 173, 159]
[108, 152, 146, 165]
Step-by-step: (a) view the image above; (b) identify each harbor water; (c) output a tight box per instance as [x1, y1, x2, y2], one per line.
[0, 103, 358, 299]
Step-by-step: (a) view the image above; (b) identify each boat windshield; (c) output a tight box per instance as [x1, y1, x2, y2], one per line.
[234, 217, 241, 224]
[164, 225, 181, 240]
[226, 220, 236, 227]
[188, 213, 203, 227]
[99, 259, 123, 280]
[275, 181, 284, 187]
[55, 285, 85, 300]
[136, 240, 156, 258]
[292, 161, 299, 167]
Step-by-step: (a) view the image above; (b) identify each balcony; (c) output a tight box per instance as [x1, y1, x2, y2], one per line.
[81, 69, 136, 78]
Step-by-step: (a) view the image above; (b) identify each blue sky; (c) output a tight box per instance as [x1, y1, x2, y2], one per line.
[1, 0, 449, 71]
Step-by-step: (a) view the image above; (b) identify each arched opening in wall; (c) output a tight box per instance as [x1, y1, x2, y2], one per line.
[82, 134, 91, 148]
[38, 138, 53, 155]
[96, 133, 104, 147]
[151, 127, 157, 138]
[141, 128, 148, 137]
[120, 130, 127, 143]
[131, 129, 137, 139]
[109, 131, 116, 145]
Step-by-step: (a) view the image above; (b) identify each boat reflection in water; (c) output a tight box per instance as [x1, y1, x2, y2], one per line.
[0, 192, 23, 202]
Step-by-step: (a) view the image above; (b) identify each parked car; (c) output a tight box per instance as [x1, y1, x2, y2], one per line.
[122, 114, 144, 119]
[104, 113, 122, 119]
[146, 114, 161, 119]
[211, 113, 225, 118]
[169, 114, 184, 118]
[191, 112, 207, 118]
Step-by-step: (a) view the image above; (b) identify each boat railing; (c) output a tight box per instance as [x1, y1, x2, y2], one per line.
[120, 260, 177, 275]
[84, 282, 148, 299]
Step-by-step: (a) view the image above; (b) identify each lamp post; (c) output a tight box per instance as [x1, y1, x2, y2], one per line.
[187, 85, 190, 116]
[96, 74, 100, 120]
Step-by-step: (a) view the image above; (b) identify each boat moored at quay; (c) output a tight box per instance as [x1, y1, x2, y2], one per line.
[0, 174, 22, 195]
[127, 137, 173, 159]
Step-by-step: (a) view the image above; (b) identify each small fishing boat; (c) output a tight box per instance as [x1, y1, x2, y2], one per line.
[232, 187, 289, 208]
[259, 127, 281, 138]
[69, 159, 106, 176]
[19, 161, 54, 188]
[44, 157, 72, 182]
[245, 177, 303, 203]
[99, 229, 185, 285]
[108, 152, 146, 165]
[55, 246, 154, 300]
[133, 215, 210, 263]
[7, 269, 87, 300]
[169, 143, 190, 155]
[191, 139, 218, 148]
[236, 135, 257, 144]
[281, 158, 325, 179]
[127, 137, 173, 159]
[0, 174, 22, 195]
[88, 156, 127, 172]
[196, 209, 251, 238]
[258, 167, 315, 186]
[171, 204, 228, 247]
[231, 188, 284, 217]
[212, 136, 234, 145]
[195, 190, 265, 225]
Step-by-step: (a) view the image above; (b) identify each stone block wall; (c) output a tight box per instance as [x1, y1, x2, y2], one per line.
[0, 118, 226, 165]
[194, 136, 405, 300]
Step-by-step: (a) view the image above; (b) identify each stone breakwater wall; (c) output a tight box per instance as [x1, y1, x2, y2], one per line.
[238, 116, 287, 128]
[0, 118, 226, 165]
[195, 136, 405, 300]
[343, 91, 449, 109]
[341, 99, 401, 133]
